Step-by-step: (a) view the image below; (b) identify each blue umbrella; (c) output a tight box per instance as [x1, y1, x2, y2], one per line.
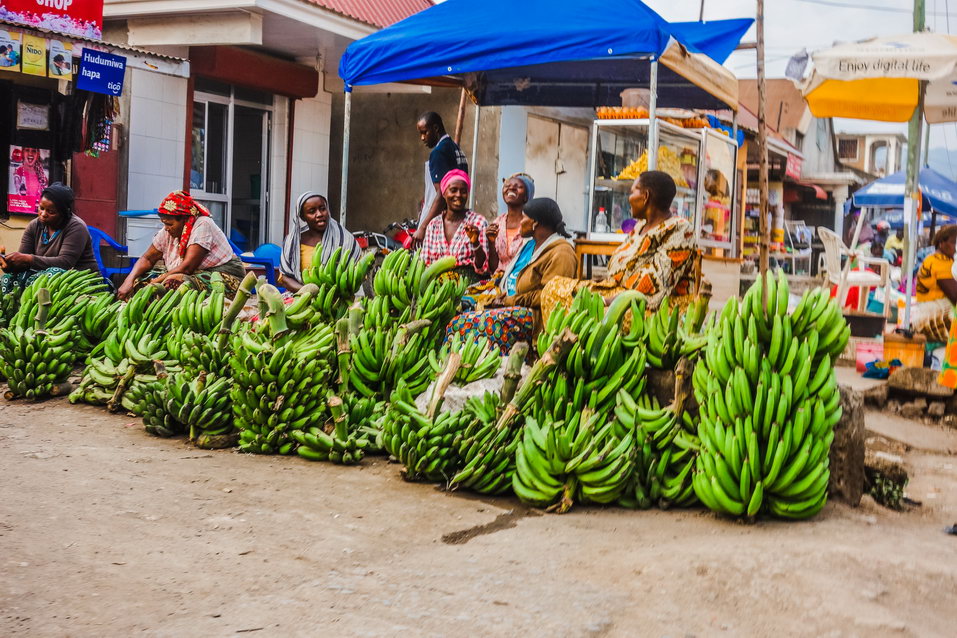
[853, 167, 957, 217]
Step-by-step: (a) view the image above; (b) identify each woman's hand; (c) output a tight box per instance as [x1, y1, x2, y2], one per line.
[464, 224, 480, 247]
[116, 281, 135, 301]
[485, 223, 500, 246]
[3, 252, 32, 269]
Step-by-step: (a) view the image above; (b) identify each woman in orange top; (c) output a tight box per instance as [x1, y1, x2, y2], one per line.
[541, 170, 698, 322]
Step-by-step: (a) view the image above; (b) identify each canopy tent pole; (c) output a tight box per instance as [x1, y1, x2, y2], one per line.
[340, 90, 353, 227]
[469, 104, 480, 209]
[836, 205, 869, 307]
[648, 58, 659, 170]
[903, 82, 926, 330]
[453, 88, 468, 145]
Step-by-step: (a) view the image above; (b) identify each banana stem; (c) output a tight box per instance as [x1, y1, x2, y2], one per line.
[335, 317, 350, 392]
[217, 272, 257, 349]
[427, 352, 461, 420]
[35, 287, 51, 331]
[348, 303, 364, 335]
[107, 365, 137, 413]
[498, 342, 529, 406]
[495, 328, 577, 430]
[259, 284, 289, 337]
[329, 396, 348, 441]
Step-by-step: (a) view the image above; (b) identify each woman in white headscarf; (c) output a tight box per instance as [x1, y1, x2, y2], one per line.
[279, 191, 359, 292]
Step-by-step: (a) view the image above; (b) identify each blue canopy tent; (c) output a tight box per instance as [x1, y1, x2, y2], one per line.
[335, 0, 752, 224]
[853, 167, 957, 238]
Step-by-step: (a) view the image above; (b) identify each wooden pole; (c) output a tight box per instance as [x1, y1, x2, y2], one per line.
[699, 0, 706, 21]
[902, 0, 926, 329]
[453, 88, 468, 145]
[757, 0, 770, 275]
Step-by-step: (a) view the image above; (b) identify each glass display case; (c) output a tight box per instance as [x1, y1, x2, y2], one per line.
[587, 118, 739, 256]
[588, 119, 701, 239]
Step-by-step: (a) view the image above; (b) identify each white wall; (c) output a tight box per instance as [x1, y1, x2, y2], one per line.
[267, 94, 289, 244]
[125, 68, 188, 255]
[290, 75, 332, 219]
[127, 68, 187, 210]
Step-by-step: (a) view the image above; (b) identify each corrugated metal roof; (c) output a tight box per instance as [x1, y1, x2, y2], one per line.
[0, 19, 187, 62]
[304, 0, 433, 29]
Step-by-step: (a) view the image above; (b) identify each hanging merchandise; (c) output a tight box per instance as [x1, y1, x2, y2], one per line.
[83, 93, 117, 157]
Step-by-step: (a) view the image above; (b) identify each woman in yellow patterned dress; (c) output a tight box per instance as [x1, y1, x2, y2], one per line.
[541, 170, 698, 323]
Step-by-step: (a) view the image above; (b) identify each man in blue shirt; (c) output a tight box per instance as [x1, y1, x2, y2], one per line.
[413, 111, 469, 243]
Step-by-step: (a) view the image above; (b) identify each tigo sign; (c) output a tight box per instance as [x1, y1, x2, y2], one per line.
[0, 0, 104, 40]
[76, 48, 125, 96]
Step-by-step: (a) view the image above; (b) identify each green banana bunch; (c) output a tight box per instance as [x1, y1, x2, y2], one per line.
[230, 322, 336, 455]
[613, 391, 699, 508]
[302, 246, 377, 321]
[0, 286, 22, 330]
[165, 370, 234, 443]
[170, 282, 225, 336]
[291, 396, 368, 464]
[0, 321, 77, 399]
[448, 391, 519, 495]
[141, 381, 183, 438]
[10, 270, 109, 334]
[343, 393, 386, 454]
[380, 385, 472, 482]
[645, 296, 710, 369]
[512, 412, 635, 513]
[360, 292, 412, 332]
[411, 275, 467, 343]
[177, 329, 232, 377]
[370, 249, 425, 309]
[348, 318, 435, 400]
[428, 334, 501, 384]
[692, 272, 844, 520]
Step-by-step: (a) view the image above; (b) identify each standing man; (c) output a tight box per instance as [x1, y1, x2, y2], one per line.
[413, 111, 469, 244]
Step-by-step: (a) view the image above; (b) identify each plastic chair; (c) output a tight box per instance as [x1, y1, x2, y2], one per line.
[88, 226, 134, 282]
[229, 239, 280, 287]
[817, 226, 890, 317]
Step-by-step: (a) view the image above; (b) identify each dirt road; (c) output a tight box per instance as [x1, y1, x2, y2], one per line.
[1, 397, 956, 637]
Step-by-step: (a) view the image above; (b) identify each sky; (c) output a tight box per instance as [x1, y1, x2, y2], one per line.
[642, 0, 957, 175]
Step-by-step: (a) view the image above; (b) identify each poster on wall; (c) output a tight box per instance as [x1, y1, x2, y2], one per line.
[0, 0, 104, 40]
[0, 30, 21, 72]
[7, 146, 50, 215]
[21, 33, 46, 76]
[48, 39, 72, 79]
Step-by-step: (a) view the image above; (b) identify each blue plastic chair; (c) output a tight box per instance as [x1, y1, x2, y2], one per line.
[88, 226, 134, 282]
[229, 239, 281, 288]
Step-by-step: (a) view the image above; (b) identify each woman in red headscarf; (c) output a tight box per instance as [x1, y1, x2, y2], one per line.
[116, 191, 245, 299]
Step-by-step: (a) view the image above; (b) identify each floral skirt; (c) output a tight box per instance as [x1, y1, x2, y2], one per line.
[446, 306, 534, 356]
[0, 267, 67, 294]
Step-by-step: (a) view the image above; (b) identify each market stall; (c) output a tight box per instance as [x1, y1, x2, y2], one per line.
[337, 0, 751, 235]
[853, 167, 957, 239]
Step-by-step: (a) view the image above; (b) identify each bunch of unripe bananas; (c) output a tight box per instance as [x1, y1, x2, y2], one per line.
[300, 246, 376, 321]
[0, 319, 77, 400]
[428, 334, 501, 385]
[229, 298, 337, 454]
[692, 271, 847, 519]
[291, 396, 370, 464]
[448, 391, 519, 495]
[645, 296, 710, 369]
[164, 370, 234, 445]
[170, 276, 226, 335]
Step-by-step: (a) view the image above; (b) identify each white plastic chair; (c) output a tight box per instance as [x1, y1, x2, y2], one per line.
[817, 226, 891, 317]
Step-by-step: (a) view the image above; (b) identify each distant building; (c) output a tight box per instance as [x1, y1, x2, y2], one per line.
[834, 132, 906, 177]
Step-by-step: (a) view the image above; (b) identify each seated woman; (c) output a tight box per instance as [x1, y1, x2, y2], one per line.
[279, 191, 359, 292]
[1, 183, 98, 293]
[446, 197, 578, 354]
[420, 169, 489, 284]
[116, 191, 245, 300]
[541, 170, 698, 324]
[911, 225, 957, 342]
[463, 173, 535, 307]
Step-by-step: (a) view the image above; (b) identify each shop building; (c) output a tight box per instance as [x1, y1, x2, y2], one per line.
[102, 0, 430, 254]
[1, 7, 187, 250]
[835, 131, 906, 178]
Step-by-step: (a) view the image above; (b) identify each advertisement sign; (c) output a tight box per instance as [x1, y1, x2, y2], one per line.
[76, 48, 125, 96]
[785, 153, 804, 180]
[0, 0, 104, 40]
[0, 30, 21, 72]
[21, 33, 46, 76]
[48, 39, 72, 79]
[7, 146, 50, 215]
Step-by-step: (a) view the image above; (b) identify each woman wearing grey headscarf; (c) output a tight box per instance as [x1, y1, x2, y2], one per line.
[279, 191, 359, 292]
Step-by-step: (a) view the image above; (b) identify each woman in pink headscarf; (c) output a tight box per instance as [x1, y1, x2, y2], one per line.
[419, 169, 489, 284]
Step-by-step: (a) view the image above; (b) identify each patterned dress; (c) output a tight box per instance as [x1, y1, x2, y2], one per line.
[540, 216, 697, 325]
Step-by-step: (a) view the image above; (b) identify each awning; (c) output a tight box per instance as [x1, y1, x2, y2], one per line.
[785, 181, 827, 202]
[338, 0, 751, 109]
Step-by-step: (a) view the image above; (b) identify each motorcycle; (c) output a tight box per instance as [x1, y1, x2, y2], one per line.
[353, 218, 418, 296]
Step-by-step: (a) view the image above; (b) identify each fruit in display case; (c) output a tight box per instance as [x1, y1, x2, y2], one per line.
[614, 146, 689, 187]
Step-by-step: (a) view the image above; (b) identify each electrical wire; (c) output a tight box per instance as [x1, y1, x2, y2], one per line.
[790, 0, 952, 14]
